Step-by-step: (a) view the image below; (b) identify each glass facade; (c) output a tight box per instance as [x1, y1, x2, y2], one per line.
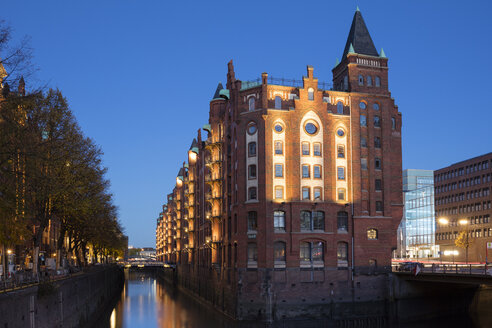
[396, 170, 439, 259]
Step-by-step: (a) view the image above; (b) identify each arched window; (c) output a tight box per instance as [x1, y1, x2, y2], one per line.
[391, 117, 396, 130]
[248, 142, 256, 156]
[337, 211, 348, 232]
[367, 228, 378, 240]
[247, 211, 257, 231]
[274, 141, 283, 155]
[302, 142, 310, 155]
[274, 211, 285, 231]
[300, 211, 324, 231]
[375, 76, 381, 87]
[308, 88, 314, 100]
[248, 187, 257, 200]
[313, 143, 321, 156]
[274, 241, 286, 262]
[337, 101, 344, 114]
[275, 96, 282, 109]
[358, 75, 364, 86]
[360, 115, 367, 127]
[248, 97, 255, 111]
[313, 187, 322, 200]
[367, 76, 372, 86]
[248, 164, 256, 179]
[300, 241, 324, 264]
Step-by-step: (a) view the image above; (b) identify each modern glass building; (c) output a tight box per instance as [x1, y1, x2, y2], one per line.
[396, 169, 438, 259]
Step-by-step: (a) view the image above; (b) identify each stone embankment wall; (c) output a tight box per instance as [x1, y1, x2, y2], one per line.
[0, 266, 124, 328]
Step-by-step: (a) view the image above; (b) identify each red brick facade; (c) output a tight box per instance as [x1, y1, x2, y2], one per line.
[156, 10, 403, 321]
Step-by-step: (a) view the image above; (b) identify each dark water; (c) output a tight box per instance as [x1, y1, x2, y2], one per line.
[93, 270, 489, 328]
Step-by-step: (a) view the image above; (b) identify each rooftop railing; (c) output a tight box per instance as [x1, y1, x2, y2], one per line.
[240, 76, 333, 90]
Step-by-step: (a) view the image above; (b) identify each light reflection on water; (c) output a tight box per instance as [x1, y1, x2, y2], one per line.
[95, 270, 489, 328]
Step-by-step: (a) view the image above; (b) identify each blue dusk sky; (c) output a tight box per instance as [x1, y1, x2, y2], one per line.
[2, 1, 491, 247]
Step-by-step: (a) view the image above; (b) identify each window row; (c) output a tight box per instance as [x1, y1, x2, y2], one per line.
[435, 160, 491, 182]
[436, 188, 491, 204]
[360, 115, 381, 128]
[361, 136, 382, 148]
[247, 210, 350, 232]
[361, 157, 382, 170]
[358, 75, 381, 87]
[301, 142, 322, 156]
[436, 174, 492, 194]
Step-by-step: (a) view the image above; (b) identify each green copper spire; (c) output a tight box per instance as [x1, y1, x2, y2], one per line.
[335, 58, 340, 65]
[348, 43, 355, 54]
[356, 6, 360, 12]
[380, 48, 386, 58]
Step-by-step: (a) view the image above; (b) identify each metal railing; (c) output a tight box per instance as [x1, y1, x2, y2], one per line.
[393, 263, 492, 276]
[0, 267, 84, 293]
[240, 76, 333, 90]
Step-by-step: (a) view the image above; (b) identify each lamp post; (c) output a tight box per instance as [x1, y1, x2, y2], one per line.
[459, 219, 470, 264]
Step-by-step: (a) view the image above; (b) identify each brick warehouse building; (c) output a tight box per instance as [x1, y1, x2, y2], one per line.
[156, 9, 403, 321]
[434, 153, 492, 263]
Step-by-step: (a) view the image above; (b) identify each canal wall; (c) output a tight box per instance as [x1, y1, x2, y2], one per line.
[0, 266, 124, 328]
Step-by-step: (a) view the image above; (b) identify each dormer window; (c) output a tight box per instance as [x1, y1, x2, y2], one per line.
[375, 76, 381, 87]
[358, 75, 364, 86]
[308, 88, 314, 101]
[248, 97, 255, 111]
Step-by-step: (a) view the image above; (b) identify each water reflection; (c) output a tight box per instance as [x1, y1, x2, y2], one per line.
[94, 270, 487, 328]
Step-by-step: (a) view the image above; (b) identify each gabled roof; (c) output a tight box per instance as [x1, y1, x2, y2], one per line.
[341, 9, 379, 58]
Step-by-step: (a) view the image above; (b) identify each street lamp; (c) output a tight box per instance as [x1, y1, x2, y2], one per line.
[438, 217, 449, 225]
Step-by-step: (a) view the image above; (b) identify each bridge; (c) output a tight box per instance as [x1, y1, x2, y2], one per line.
[122, 261, 166, 269]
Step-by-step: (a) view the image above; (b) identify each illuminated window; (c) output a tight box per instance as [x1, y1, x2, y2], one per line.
[302, 142, 310, 155]
[337, 211, 348, 232]
[337, 167, 345, 180]
[274, 241, 286, 262]
[275, 164, 283, 178]
[274, 141, 283, 155]
[274, 211, 285, 231]
[313, 143, 321, 156]
[337, 242, 348, 261]
[248, 142, 256, 156]
[248, 97, 255, 111]
[275, 186, 283, 199]
[302, 165, 310, 178]
[313, 165, 322, 179]
[308, 87, 314, 100]
[275, 96, 281, 109]
[337, 145, 345, 158]
[367, 228, 378, 240]
[337, 101, 344, 114]
[302, 187, 310, 200]
[338, 188, 346, 201]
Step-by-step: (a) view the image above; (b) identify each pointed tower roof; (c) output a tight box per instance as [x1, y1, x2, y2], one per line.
[212, 82, 224, 99]
[342, 9, 379, 58]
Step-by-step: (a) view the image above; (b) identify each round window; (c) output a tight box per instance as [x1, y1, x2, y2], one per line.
[337, 129, 345, 137]
[359, 102, 366, 110]
[373, 103, 380, 110]
[274, 124, 283, 133]
[247, 123, 257, 135]
[305, 122, 318, 135]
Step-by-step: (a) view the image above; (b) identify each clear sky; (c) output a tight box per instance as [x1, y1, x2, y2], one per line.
[3, 0, 492, 247]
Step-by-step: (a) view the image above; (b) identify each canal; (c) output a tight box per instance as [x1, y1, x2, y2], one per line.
[93, 270, 489, 328]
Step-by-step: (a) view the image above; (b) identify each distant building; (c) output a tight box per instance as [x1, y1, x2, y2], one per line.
[434, 153, 492, 262]
[396, 169, 437, 259]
